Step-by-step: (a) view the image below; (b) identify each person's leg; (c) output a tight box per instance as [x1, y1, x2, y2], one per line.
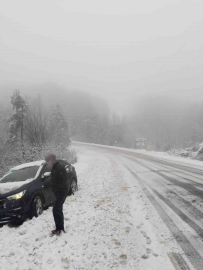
[53, 193, 67, 231]
[60, 195, 66, 231]
[53, 194, 66, 231]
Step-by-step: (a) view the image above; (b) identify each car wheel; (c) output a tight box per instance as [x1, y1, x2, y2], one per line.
[30, 195, 43, 218]
[71, 179, 78, 194]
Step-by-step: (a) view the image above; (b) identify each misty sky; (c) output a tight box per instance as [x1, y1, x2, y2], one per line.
[0, 0, 203, 114]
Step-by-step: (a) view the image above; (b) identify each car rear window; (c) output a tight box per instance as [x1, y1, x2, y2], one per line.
[0, 166, 40, 183]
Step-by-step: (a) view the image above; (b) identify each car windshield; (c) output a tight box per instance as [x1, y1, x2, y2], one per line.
[0, 166, 40, 183]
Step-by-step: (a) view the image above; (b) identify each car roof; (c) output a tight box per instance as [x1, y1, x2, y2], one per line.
[11, 160, 45, 171]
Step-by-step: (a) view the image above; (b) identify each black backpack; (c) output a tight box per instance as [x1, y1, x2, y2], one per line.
[58, 160, 74, 196]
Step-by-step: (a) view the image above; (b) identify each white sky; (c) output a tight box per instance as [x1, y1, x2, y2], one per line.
[0, 0, 203, 113]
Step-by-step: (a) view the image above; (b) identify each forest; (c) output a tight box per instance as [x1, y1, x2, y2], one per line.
[1, 87, 203, 177]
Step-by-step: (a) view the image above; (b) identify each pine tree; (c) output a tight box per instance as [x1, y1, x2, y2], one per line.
[7, 90, 27, 144]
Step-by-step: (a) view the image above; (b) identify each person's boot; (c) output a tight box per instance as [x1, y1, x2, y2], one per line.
[51, 229, 62, 236]
[51, 229, 57, 235]
[55, 230, 62, 236]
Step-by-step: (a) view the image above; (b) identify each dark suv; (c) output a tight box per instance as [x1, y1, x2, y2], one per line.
[0, 160, 77, 226]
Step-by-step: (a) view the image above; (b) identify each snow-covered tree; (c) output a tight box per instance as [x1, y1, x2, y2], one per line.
[24, 96, 49, 145]
[50, 105, 71, 147]
[7, 90, 27, 144]
[0, 104, 11, 146]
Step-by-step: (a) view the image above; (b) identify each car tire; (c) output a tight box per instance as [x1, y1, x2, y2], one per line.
[30, 195, 43, 218]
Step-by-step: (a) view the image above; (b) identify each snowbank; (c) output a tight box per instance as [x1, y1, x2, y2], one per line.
[164, 142, 203, 161]
[193, 142, 203, 160]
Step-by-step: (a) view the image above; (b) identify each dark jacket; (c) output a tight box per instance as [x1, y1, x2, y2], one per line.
[50, 160, 69, 196]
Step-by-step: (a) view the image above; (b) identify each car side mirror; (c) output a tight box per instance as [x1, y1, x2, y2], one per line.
[41, 172, 51, 179]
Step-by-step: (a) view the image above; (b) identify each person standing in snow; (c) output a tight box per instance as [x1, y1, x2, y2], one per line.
[45, 154, 68, 236]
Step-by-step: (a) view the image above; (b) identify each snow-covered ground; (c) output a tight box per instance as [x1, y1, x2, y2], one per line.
[0, 145, 195, 270]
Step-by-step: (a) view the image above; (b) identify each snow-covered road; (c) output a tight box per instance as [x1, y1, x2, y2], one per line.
[1, 143, 203, 270]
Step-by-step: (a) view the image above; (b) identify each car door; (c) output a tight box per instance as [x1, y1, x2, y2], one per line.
[41, 164, 54, 205]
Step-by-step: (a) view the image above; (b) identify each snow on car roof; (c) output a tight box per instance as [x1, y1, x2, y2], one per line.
[12, 160, 45, 171]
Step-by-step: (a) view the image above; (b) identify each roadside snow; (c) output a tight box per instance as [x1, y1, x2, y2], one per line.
[133, 149, 203, 169]
[73, 148, 93, 175]
[73, 141, 203, 170]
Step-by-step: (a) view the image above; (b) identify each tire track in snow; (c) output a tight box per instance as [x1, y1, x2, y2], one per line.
[131, 155, 203, 185]
[132, 154, 203, 182]
[128, 152, 203, 176]
[169, 252, 191, 270]
[120, 154, 203, 234]
[122, 154, 203, 201]
[121, 161, 203, 270]
[129, 168, 203, 222]
[97, 146, 203, 176]
[145, 184, 203, 240]
[110, 153, 203, 228]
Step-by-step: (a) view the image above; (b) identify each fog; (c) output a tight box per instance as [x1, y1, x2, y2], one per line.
[1, 0, 203, 114]
[1, 0, 203, 151]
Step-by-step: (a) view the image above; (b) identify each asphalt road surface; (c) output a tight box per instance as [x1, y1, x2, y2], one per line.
[73, 142, 203, 270]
